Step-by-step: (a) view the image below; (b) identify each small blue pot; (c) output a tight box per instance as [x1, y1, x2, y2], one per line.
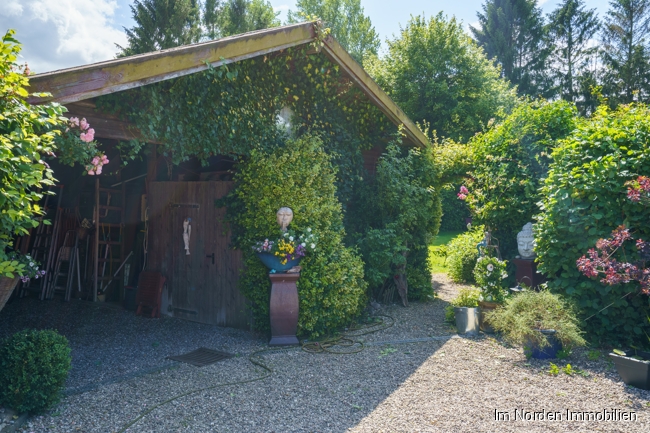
[256, 252, 301, 272]
[525, 329, 563, 359]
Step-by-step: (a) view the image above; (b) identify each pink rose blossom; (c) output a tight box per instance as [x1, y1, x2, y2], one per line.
[88, 170, 95, 175]
[92, 157, 100, 166]
[95, 167, 102, 175]
[79, 118, 89, 130]
[69, 117, 79, 127]
[460, 185, 469, 194]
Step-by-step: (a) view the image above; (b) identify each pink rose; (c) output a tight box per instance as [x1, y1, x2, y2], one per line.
[460, 185, 469, 194]
[95, 167, 102, 175]
[69, 117, 79, 127]
[88, 170, 95, 175]
[92, 157, 100, 166]
[80, 118, 89, 130]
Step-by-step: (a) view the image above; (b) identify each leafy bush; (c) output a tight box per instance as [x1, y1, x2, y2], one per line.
[488, 290, 586, 349]
[536, 104, 650, 346]
[0, 329, 71, 413]
[465, 100, 577, 258]
[450, 288, 481, 308]
[446, 227, 485, 283]
[0, 31, 66, 278]
[348, 138, 441, 304]
[439, 185, 470, 232]
[224, 134, 367, 337]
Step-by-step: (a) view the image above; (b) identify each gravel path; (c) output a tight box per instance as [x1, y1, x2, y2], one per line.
[0, 275, 648, 432]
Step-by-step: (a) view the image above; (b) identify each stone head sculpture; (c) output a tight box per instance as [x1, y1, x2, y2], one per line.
[517, 222, 536, 259]
[276, 207, 293, 232]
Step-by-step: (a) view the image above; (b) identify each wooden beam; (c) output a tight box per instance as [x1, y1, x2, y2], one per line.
[321, 37, 428, 148]
[28, 23, 316, 105]
[65, 102, 156, 143]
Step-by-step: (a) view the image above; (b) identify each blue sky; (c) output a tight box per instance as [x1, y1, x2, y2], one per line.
[0, 0, 612, 73]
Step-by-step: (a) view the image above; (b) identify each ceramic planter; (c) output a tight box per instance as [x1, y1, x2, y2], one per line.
[256, 252, 301, 272]
[524, 329, 562, 359]
[454, 307, 479, 335]
[609, 351, 650, 390]
[478, 300, 500, 333]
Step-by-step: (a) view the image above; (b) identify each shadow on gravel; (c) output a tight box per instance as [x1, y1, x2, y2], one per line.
[0, 291, 461, 432]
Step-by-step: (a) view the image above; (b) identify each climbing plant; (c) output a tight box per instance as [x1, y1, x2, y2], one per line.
[98, 39, 393, 203]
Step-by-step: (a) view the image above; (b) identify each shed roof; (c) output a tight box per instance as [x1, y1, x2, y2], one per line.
[28, 21, 427, 148]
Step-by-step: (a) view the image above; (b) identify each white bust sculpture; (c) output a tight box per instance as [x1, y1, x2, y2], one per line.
[517, 222, 536, 259]
[276, 207, 293, 232]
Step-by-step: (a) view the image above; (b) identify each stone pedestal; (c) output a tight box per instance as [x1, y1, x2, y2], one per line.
[513, 258, 545, 289]
[268, 272, 300, 346]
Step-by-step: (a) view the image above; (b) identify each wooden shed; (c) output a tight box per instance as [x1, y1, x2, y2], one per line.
[26, 21, 427, 329]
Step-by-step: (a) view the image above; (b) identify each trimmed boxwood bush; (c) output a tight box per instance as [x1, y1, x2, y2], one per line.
[0, 329, 71, 413]
[224, 134, 367, 337]
[536, 104, 650, 346]
[446, 227, 485, 283]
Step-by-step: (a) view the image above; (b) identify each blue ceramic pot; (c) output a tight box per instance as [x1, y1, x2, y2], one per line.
[256, 252, 301, 272]
[525, 329, 563, 359]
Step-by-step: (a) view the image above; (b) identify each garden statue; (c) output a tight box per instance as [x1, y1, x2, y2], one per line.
[517, 223, 536, 259]
[276, 207, 293, 232]
[183, 218, 191, 255]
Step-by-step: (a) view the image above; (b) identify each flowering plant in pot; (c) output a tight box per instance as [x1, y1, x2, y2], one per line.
[448, 288, 481, 335]
[473, 256, 508, 332]
[252, 228, 318, 272]
[0, 253, 46, 311]
[487, 289, 586, 359]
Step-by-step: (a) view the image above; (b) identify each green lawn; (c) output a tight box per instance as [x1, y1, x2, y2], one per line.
[428, 230, 464, 274]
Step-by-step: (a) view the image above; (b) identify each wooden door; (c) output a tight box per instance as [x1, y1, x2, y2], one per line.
[148, 182, 250, 328]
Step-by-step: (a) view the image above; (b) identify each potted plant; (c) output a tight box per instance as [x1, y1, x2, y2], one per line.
[253, 228, 318, 272]
[487, 289, 586, 359]
[473, 256, 508, 332]
[450, 288, 481, 335]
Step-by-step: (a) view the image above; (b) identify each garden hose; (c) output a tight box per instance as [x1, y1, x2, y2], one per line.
[117, 314, 395, 432]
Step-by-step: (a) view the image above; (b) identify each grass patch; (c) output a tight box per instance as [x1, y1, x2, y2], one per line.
[428, 230, 464, 274]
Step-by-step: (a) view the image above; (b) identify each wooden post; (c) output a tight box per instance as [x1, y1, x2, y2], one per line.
[268, 272, 300, 346]
[94, 177, 99, 302]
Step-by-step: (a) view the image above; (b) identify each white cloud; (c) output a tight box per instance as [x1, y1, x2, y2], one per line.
[0, 0, 127, 73]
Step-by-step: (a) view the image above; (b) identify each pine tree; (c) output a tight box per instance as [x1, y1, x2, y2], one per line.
[203, 0, 223, 40]
[601, 0, 650, 104]
[220, 0, 280, 37]
[119, 0, 202, 56]
[472, 0, 550, 97]
[287, 0, 380, 63]
[547, 0, 600, 111]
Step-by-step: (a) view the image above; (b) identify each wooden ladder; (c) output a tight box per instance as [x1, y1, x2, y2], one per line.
[92, 178, 126, 302]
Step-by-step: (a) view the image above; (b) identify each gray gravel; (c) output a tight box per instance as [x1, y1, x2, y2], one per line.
[1, 275, 649, 432]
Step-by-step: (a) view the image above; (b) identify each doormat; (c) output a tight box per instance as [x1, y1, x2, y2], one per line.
[167, 347, 234, 367]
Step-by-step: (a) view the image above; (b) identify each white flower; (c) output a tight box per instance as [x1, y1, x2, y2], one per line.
[307, 228, 312, 232]
[29, 262, 34, 267]
[486, 295, 493, 301]
[284, 232, 289, 237]
[487, 264, 494, 272]
[479, 294, 484, 301]
[310, 243, 316, 249]
[289, 236, 294, 241]
[501, 273, 508, 279]
[301, 243, 306, 247]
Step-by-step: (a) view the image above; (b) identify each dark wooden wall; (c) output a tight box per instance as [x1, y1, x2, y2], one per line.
[148, 181, 250, 329]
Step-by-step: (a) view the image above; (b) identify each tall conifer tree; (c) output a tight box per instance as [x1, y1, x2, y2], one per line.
[119, 0, 202, 55]
[472, 0, 550, 97]
[601, 0, 650, 104]
[547, 0, 600, 112]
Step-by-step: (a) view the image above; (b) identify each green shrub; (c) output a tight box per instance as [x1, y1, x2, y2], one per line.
[450, 288, 481, 308]
[536, 103, 650, 346]
[0, 329, 71, 413]
[348, 139, 441, 303]
[446, 227, 485, 283]
[488, 290, 586, 349]
[465, 100, 577, 258]
[224, 134, 367, 337]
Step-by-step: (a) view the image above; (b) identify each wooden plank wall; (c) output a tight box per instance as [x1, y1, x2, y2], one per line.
[148, 181, 250, 329]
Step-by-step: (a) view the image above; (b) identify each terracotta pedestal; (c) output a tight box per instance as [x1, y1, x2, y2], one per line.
[513, 258, 545, 289]
[268, 272, 300, 346]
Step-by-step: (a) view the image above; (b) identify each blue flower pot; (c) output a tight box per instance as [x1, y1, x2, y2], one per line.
[525, 330, 563, 359]
[256, 252, 301, 273]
